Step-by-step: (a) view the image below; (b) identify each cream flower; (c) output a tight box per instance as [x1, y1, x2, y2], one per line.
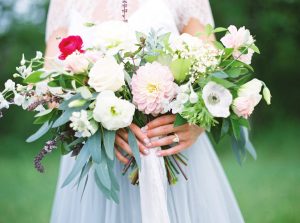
[88, 56, 125, 92]
[93, 91, 135, 130]
[0, 93, 9, 109]
[202, 81, 233, 118]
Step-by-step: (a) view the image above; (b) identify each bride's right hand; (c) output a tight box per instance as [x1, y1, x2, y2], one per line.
[115, 123, 150, 164]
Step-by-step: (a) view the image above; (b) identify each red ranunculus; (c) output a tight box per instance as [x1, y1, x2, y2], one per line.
[58, 35, 84, 60]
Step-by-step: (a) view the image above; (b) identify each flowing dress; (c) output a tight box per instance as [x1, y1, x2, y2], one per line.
[47, 0, 245, 222]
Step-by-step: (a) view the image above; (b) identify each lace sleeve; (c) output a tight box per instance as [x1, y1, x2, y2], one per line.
[174, 0, 215, 31]
[45, 0, 72, 42]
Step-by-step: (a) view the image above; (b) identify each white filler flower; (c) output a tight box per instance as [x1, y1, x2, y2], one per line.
[93, 91, 135, 131]
[0, 93, 10, 109]
[202, 81, 233, 118]
[88, 56, 125, 92]
[70, 110, 97, 138]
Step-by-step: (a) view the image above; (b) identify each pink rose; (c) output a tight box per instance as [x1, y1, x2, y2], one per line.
[232, 95, 261, 119]
[64, 53, 89, 74]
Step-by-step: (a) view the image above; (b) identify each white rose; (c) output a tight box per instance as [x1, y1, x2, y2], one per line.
[93, 91, 135, 130]
[88, 56, 125, 92]
[238, 78, 263, 97]
[202, 81, 233, 118]
[5, 79, 15, 91]
[64, 53, 89, 74]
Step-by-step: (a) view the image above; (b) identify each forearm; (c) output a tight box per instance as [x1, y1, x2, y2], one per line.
[181, 18, 215, 42]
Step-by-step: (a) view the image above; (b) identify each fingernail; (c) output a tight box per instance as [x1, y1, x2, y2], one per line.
[141, 126, 148, 133]
[156, 151, 162, 157]
[144, 149, 150, 155]
[143, 138, 150, 145]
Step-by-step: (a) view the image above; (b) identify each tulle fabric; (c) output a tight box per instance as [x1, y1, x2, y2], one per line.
[51, 134, 244, 223]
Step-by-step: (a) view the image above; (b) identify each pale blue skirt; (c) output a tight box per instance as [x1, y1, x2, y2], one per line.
[50, 134, 244, 223]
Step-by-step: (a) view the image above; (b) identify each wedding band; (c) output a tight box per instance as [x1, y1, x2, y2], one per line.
[172, 133, 180, 143]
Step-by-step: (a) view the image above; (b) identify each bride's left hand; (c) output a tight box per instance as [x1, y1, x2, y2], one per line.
[145, 114, 204, 157]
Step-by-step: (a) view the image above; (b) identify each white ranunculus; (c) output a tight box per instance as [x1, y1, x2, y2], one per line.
[88, 56, 125, 92]
[5, 79, 15, 92]
[202, 81, 233, 118]
[170, 100, 184, 114]
[238, 78, 263, 97]
[0, 93, 10, 109]
[64, 53, 89, 74]
[93, 91, 135, 130]
[189, 91, 199, 104]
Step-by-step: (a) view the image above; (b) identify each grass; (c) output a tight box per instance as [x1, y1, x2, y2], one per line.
[0, 120, 299, 223]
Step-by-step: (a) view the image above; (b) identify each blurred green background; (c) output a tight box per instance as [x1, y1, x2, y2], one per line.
[0, 0, 299, 222]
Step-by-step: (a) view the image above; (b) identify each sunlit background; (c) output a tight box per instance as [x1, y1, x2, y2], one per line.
[0, 0, 299, 222]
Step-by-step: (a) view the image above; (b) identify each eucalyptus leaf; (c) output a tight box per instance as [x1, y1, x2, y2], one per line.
[103, 130, 116, 160]
[128, 128, 141, 168]
[94, 171, 112, 200]
[26, 121, 52, 143]
[211, 77, 236, 88]
[230, 118, 241, 140]
[211, 71, 228, 79]
[61, 143, 91, 187]
[95, 152, 111, 190]
[87, 130, 102, 164]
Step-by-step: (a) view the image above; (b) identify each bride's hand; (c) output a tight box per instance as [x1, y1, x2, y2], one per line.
[115, 123, 150, 164]
[145, 115, 204, 157]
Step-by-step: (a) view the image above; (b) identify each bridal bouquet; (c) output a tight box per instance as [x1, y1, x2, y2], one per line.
[0, 21, 271, 202]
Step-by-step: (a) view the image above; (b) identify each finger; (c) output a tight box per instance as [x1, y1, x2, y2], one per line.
[117, 129, 149, 155]
[115, 147, 129, 164]
[146, 124, 185, 138]
[129, 123, 150, 145]
[146, 115, 176, 129]
[156, 142, 189, 157]
[149, 135, 179, 148]
[115, 135, 132, 155]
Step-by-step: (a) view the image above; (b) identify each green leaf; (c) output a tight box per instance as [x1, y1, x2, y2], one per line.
[174, 114, 188, 127]
[231, 136, 246, 165]
[210, 77, 236, 88]
[23, 71, 45, 83]
[34, 109, 53, 117]
[204, 24, 214, 36]
[26, 121, 52, 143]
[213, 41, 225, 50]
[58, 94, 81, 110]
[128, 128, 141, 168]
[33, 110, 55, 124]
[230, 118, 241, 140]
[103, 130, 116, 160]
[250, 44, 260, 54]
[87, 130, 102, 164]
[170, 59, 192, 83]
[157, 54, 172, 66]
[61, 142, 91, 187]
[226, 68, 249, 78]
[221, 119, 230, 138]
[213, 27, 227, 33]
